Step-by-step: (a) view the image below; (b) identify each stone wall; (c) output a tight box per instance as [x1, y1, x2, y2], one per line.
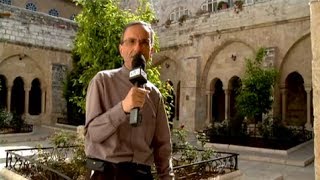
[152, 0, 312, 131]
[0, 3, 76, 125]
[154, 0, 309, 48]
[0, 3, 77, 51]
[10, 0, 81, 19]
[310, 1, 320, 179]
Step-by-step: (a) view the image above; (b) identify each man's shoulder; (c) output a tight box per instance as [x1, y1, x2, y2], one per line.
[146, 82, 161, 95]
[94, 68, 122, 79]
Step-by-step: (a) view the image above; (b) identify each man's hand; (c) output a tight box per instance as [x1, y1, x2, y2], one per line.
[122, 87, 150, 113]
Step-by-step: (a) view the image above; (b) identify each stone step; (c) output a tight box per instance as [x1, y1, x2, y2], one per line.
[205, 140, 314, 167]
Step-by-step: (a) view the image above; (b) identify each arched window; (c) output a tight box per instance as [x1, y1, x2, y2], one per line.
[201, 0, 218, 12]
[169, 6, 191, 22]
[48, 9, 59, 17]
[29, 78, 41, 115]
[11, 77, 25, 115]
[0, 0, 11, 5]
[26, 2, 37, 11]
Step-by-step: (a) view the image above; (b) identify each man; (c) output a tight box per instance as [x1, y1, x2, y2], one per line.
[85, 21, 174, 180]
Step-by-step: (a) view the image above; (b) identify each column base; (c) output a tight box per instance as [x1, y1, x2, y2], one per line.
[305, 122, 313, 131]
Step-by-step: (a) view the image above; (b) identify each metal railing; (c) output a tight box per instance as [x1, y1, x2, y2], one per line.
[6, 146, 238, 180]
[5, 146, 76, 180]
[171, 151, 238, 179]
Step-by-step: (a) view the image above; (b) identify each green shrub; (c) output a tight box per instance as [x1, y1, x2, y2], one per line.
[0, 109, 12, 128]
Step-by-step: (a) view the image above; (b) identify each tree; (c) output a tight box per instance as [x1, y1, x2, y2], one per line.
[64, 0, 169, 120]
[235, 48, 278, 128]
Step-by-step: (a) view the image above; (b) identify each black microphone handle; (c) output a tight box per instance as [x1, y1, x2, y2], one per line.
[129, 82, 142, 126]
[130, 107, 141, 126]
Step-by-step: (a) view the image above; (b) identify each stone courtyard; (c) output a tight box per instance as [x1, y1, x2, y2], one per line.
[0, 0, 320, 179]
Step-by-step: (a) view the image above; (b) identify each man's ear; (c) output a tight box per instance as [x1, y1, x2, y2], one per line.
[119, 44, 122, 54]
[150, 47, 155, 57]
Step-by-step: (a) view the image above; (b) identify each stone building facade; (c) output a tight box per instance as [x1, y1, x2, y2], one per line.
[0, 2, 79, 125]
[1, 0, 319, 178]
[151, 0, 314, 132]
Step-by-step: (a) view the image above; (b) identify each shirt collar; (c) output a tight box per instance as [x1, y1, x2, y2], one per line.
[120, 65, 130, 76]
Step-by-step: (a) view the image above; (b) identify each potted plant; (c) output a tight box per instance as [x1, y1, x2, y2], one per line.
[164, 19, 172, 28]
[233, 0, 244, 13]
[218, 1, 229, 10]
[178, 14, 188, 25]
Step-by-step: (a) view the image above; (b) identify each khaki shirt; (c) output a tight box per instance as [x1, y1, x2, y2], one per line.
[85, 66, 174, 179]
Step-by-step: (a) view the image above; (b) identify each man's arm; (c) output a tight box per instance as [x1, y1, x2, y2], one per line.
[85, 76, 127, 143]
[152, 97, 175, 180]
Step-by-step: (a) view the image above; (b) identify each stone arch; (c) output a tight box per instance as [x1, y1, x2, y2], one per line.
[153, 54, 181, 126]
[0, 74, 8, 109]
[279, 33, 312, 87]
[0, 54, 46, 88]
[228, 76, 244, 135]
[29, 78, 42, 115]
[278, 33, 312, 127]
[0, 54, 46, 119]
[153, 54, 180, 89]
[201, 39, 254, 91]
[210, 78, 225, 123]
[11, 76, 25, 115]
[285, 72, 307, 126]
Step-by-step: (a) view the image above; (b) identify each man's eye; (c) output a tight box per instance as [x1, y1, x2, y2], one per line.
[128, 39, 136, 44]
[141, 40, 150, 46]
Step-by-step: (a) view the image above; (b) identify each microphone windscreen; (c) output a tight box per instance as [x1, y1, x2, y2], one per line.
[131, 54, 146, 70]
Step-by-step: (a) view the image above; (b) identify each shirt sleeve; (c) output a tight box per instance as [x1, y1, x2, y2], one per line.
[152, 96, 175, 180]
[85, 75, 128, 143]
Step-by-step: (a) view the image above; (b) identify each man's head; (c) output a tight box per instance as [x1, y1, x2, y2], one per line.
[119, 21, 154, 70]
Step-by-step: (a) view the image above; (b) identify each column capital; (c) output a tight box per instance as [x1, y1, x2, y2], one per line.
[223, 88, 230, 94]
[206, 90, 213, 94]
[305, 87, 312, 93]
[24, 87, 31, 91]
[280, 88, 287, 94]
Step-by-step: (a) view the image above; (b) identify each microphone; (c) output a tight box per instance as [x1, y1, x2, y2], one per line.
[129, 54, 147, 126]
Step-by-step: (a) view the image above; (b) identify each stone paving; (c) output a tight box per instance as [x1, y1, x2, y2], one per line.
[0, 126, 315, 180]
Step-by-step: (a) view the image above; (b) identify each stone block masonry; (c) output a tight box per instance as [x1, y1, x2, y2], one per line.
[0, 3, 77, 51]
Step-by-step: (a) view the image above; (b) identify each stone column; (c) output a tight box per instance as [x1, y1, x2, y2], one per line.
[224, 89, 230, 121]
[310, 1, 320, 179]
[206, 90, 213, 125]
[6, 85, 11, 112]
[41, 87, 46, 114]
[305, 87, 312, 130]
[24, 87, 30, 116]
[179, 56, 201, 131]
[280, 88, 287, 123]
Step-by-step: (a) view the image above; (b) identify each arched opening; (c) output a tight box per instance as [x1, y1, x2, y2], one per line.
[29, 78, 41, 115]
[0, 75, 7, 109]
[212, 79, 225, 123]
[229, 76, 242, 119]
[165, 79, 175, 129]
[228, 76, 244, 136]
[285, 72, 307, 126]
[11, 77, 25, 115]
[176, 81, 181, 121]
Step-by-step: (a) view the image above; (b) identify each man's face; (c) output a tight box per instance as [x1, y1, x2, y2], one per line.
[119, 24, 153, 70]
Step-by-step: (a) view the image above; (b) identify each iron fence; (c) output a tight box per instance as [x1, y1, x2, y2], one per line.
[6, 146, 76, 180]
[6, 146, 238, 180]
